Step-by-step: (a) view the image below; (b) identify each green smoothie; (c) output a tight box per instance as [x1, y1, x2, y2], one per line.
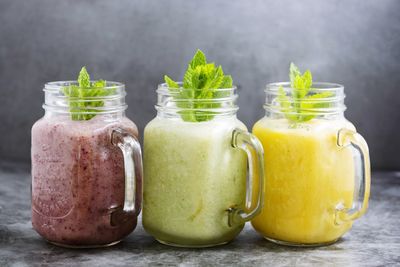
[143, 117, 247, 246]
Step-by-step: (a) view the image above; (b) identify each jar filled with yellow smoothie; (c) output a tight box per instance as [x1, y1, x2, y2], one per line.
[251, 63, 371, 246]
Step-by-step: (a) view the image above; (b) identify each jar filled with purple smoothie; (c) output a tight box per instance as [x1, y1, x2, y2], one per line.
[31, 68, 142, 248]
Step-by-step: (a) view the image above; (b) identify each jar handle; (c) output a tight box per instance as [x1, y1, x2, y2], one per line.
[110, 128, 143, 226]
[335, 128, 371, 225]
[228, 128, 265, 227]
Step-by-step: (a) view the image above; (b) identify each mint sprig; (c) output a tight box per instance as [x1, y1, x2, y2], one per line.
[278, 63, 332, 123]
[164, 49, 233, 122]
[62, 67, 115, 121]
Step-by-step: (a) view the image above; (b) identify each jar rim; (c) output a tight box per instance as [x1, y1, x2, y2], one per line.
[266, 82, 344, 92]
[42, 81, 127, 115]
[157, 82, 237, 93]
[155, 82, 239, 119]
[263, 82, 346, 118]
[44, 81, 125, 92]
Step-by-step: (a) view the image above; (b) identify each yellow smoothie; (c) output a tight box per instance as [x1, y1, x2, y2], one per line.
[252, 117, 356, 245]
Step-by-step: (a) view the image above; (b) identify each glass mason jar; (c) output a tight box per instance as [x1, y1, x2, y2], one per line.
[31, 81, 143, 248]
[251, 82, 371, 246]
[143, 83, 265, 247]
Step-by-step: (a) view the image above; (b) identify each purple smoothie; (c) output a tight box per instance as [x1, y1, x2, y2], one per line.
[31, 115, 141, 247]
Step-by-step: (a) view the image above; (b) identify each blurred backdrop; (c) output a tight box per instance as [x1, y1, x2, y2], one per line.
[0, 0, 399, 170]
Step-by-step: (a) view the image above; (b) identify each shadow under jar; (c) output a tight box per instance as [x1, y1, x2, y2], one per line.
[251, 82, 371, 246]
[31, 81, 142, 248]
[143, 83, 265, 247]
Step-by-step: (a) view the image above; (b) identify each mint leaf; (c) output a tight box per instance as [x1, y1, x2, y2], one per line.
[92, 79, 106, 88]
[297, 92, 333, 122]
[278, 86, 291, 112]
[78, 66, 90, 88]
[163, 49, 233, 122]
[303, 70, 312, 89]
[278, 63, 330, 123]
[302, 92, 333, 110]
[220, 75, 233, 88]
[206, 66, 224, 89]
[164, 75, 179, 88]
[278, 86, 298, 122]
[289, 62, 301, 86]
[63, 67, 113, 121]
[190, 49, 207, 69]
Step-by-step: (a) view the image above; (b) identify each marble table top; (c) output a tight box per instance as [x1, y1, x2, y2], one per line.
[0, 162, 399, 267]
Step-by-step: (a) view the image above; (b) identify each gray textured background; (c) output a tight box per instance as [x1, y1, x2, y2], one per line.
[0, 0, 399, 170]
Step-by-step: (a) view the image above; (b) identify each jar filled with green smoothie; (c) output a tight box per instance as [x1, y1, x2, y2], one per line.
[143, 50, 265, 247]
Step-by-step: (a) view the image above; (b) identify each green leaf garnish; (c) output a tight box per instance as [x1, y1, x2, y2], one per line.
[78, 66, 91, 88]
[163, 49, 233, 122]
[62, 67, 115, 121]
[164, 75, 179, 89]
[278, 63, 333, 123]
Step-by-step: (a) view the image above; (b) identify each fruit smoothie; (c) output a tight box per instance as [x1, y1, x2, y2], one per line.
[252, 118, 355, 244]
[31, 115, 140, 247]
[143, 117, 247, 246]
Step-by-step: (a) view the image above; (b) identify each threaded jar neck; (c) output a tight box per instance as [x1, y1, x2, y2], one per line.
[264, 82, 346, 120]
[43, 81, 127, 117]
[155, 82, 239, 121]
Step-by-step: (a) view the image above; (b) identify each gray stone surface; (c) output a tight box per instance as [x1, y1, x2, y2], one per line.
[0, 0, 400, 169]
[0, 162, 399, 266]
